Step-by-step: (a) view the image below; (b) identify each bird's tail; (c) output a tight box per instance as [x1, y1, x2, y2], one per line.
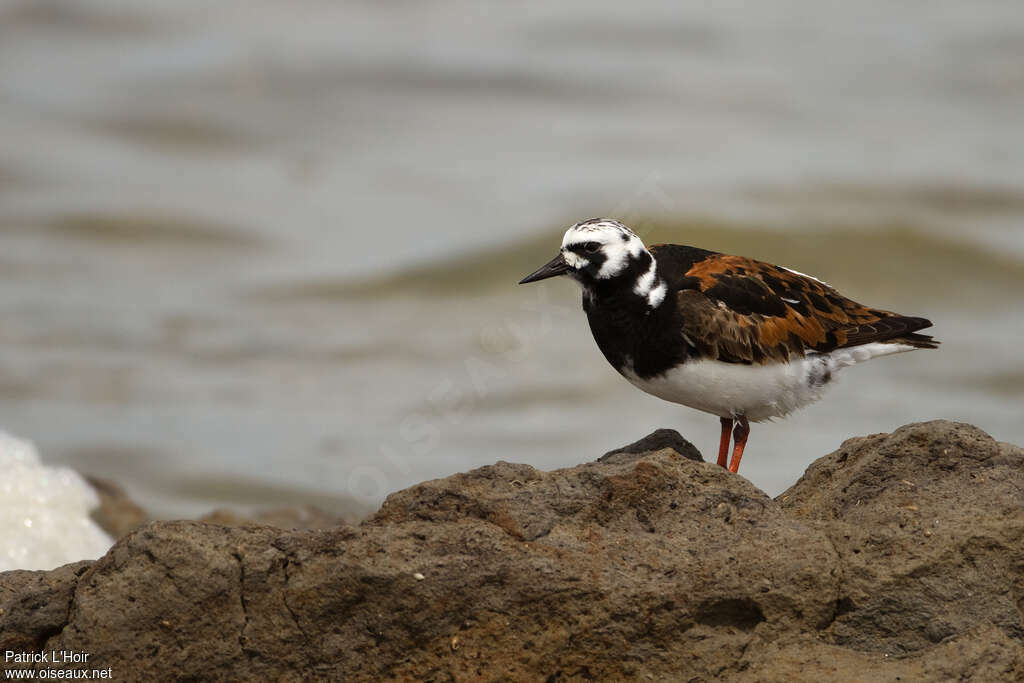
[886, 332, 940, 350]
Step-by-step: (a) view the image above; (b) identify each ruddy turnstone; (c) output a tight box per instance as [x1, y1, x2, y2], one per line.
[519, 218, 938, 473]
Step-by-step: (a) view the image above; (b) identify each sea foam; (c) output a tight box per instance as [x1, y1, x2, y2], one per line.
[1, 431, 114, 571]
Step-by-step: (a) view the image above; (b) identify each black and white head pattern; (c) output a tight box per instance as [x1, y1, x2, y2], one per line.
[560, 218, 666, 308]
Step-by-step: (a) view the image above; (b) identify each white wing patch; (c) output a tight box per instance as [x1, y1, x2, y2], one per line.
[782, 266, 830, 288]
[825, 342, 917, 367]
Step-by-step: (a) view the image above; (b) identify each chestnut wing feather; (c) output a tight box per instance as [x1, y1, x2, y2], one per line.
[657, 249, 935, 364]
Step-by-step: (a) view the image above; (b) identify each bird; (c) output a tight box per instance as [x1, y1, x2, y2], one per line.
[518, 218, 938, 473]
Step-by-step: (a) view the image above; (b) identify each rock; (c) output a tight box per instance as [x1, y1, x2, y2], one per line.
[737, 624, 1024, 682]
[599, 427, 703, 463]
[0, 561, 91, 652]
[779, 421, 1024, 655]
[199, 504, 345, 530]
[85, 475, 351, 539]
[85, 476, 148, 539]
[1, 421, 1021, 681]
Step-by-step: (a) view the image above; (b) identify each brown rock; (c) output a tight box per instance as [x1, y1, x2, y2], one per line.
[86, 473, 353, 538]
[1, 421, 1021, 681]
[779, 420, 1024, 655]
[599, 427, 704, 463]
[738, 624, 1024, 682]
[199, 504, 345, 530]
[0, 561, 91, 652]
[85, 476, 148, 539]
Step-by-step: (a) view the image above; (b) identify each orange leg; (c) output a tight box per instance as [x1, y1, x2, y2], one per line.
[728, 417, 750, 474]
[717, 417, 733, 468]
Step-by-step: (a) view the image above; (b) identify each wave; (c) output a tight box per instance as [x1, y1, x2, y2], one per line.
[252, 215, 1024, 308]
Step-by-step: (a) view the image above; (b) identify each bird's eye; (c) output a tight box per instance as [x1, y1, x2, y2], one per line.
[583, 242, 601, 253]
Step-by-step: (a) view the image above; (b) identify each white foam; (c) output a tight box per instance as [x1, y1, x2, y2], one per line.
[0, 431, 114, 571]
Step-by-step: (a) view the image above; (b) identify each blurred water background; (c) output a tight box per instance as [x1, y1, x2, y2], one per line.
[1, 0, 1022, 520]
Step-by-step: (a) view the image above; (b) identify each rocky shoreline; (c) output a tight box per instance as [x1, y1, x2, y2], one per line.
[2, 421, 1022, 681]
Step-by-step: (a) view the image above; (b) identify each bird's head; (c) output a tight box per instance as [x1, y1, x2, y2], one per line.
[519, 218, 665, 307]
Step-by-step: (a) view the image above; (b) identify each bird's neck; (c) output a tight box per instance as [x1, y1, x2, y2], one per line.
[582, 252, 687, 378]
[583, 250, 667, 313]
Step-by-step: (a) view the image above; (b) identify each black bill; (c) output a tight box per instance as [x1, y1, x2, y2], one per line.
[518, 253, 570, 284]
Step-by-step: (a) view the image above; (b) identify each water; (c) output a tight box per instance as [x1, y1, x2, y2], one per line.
[1, 0, 1022, 520]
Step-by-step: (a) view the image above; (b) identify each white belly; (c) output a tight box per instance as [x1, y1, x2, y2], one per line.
[621, 343, 916, 422]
